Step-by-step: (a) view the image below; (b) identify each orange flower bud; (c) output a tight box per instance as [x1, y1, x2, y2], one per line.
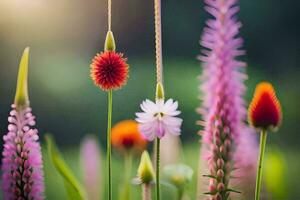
[248, 82, 282, 131]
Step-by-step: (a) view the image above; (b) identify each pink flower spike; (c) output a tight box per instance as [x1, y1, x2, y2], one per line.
[2, 105, 44, 200]
[135, 99, 182, 141]
[197, 0, 249, 199]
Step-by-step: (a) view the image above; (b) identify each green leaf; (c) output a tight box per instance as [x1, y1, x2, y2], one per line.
[225, 188, 242, 194]
[46, 135, 86, 200]
[202, 174, 217, 179]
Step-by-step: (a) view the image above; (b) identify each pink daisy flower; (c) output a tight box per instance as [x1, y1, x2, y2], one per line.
[135, 99, 182, 141]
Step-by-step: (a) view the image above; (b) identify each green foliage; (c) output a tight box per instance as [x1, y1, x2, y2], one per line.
[163, 164, 193, 189]
[264, 147, 288, 199]
[45, 135, 86, 200]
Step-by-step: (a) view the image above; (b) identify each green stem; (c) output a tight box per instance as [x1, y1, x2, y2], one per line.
[124, 152, 132, 200]
[107, 90, 113, 200]
[156, 138, 160, 200]
[177, 188, 184, 200]
[255, 130, 268, 200]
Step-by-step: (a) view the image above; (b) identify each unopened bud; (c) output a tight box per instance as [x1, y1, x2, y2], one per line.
[217, 183, 225, 191]
[217, 169, 224, 179]
[156, 82, 165, 100]
[14, 47, 30, 109]
[104, 31, 116, 51]
[137, 151, 155, 184]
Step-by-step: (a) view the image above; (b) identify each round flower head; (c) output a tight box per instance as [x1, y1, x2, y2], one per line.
[90, 51, 129, 91]
[135, 99, 182, 141]
[248, 82, 282, 131]
[111, 120, 147, 152]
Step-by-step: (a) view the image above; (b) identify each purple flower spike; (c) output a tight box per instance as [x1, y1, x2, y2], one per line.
[2, 105, 44, 200]
[2, 48, 44, 200]
[197, 0, 248, 199]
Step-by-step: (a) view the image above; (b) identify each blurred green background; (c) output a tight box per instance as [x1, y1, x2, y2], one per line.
[0, 0, 299, 199]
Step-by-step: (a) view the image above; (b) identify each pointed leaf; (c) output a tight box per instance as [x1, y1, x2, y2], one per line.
[202, 174, 217, 179]
[46, 135, 86, 200]
[225, 188, 242, 194]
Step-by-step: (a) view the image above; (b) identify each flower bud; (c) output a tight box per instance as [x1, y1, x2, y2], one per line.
[14, 47, 30, 109]
[217, 158, 224, 168]
[156, 82, 165, 100]
[104, 31, 116, 51]
[137, 151, 155, 184]
[217, 183, 225, 191]
[217, 169, 224, 179]
[248, 82, 282, 131]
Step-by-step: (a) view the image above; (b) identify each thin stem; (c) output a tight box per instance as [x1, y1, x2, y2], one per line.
[143, 184, 152, 200]
[156, 138, 161, 200]
[108, 0, 112, 31]
[123, 152, 133, 200]
[154, 0, 163, 83]
[106, 90, 113, 200]
[255, 130, 268, 200]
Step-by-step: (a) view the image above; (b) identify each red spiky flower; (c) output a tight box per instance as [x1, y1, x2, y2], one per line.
[90, 51, 129, 91]
[248, 82, 282, 131]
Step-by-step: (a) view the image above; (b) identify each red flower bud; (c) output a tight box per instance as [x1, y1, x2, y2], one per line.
[248, 82, 282, 131]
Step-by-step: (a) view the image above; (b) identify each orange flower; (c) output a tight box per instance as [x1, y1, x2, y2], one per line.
[248, 82, 282, 131]
[112, 120, 147, 152]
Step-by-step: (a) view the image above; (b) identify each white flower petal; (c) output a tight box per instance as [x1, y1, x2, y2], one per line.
[164, 99, 174, 108]
[141, 99, 157, 113]
[135, 113, 155, 123]
[156, 99, 165, 110]
[163, 116, 183, 126]
[168, 100, 179, 112]
[136, 98, 182, 140]
[139, 123, 156, 141]
[167, 110, 181, 116]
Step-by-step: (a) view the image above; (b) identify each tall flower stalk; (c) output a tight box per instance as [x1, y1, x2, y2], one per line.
[154, 0, 162, 198]
[248, 82, 282, 200]
[135, 1, 183, 199]
[90, 0, 129, 198]
[197, 0, 247, 199]
[1, 48, 44, 200]
[106, 89, 113, 199]
[136, 84, 182, 200]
